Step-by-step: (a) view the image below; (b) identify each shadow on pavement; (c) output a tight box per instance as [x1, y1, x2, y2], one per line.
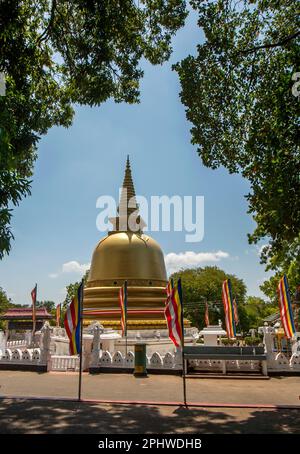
[0, 398, 299, 434]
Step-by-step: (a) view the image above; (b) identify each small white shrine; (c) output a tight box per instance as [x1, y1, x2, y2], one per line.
[198, 325, 227, 346]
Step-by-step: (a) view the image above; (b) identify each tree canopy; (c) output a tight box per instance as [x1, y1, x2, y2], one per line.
[171, 266, 278, 332]
[36, 300, 56, 313]
[0, 286, 25, 329]
[174, 1, 299, 273]
[63, 269, 89, 309]
[242, 296, 277, 330]
[0, 286, 11, 313]
[170, 266, 247, 330]
[0, 0, 187, 258]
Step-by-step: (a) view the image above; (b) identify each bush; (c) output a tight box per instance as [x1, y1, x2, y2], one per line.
[221, 338, 236, 346]
[244, 336, 261, 346]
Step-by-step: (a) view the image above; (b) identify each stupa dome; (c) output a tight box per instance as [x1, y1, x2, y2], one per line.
[88, 231, 167, 285]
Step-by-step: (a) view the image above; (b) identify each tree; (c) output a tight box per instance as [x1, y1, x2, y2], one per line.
[259, 234, 300, 329]
[242, 296, 277, 330]
[0, 0, 187, 258]
[36, 300, 56, 313]
[0, 286, 11, 313]
[260, 234, 300, 304]
[174, 1, 299, 271]
[170, 266, 247, 330]
[0, 286, 12, 329]
[63, 270, 89, 309]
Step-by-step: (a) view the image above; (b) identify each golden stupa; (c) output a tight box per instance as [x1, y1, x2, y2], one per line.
[83, 156, 168, 330]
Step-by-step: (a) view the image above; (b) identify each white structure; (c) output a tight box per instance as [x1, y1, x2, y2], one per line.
[1, 321, 300, 375]
[262, 325, 300, 373]
[198, 325, 227, 346]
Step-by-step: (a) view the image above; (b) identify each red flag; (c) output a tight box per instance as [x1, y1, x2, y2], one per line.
[204, 302, 210, 326]
[31, 284, 37, 325]
[56, 304, 61, 327]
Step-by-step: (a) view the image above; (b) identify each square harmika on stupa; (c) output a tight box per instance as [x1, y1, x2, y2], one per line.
[83, 156, 172, 330]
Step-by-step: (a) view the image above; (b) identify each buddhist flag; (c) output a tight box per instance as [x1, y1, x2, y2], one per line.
[56, 304, 61, 327]
[164, 279, 183, 348]
[64, 281, 84, 355]
[277, 275, 296, 339]
[233, 298, 239, 325]
[204, 302, 210, 327]
[119, 281, 128, 337]
[222, 279, 236, 338]
[31, 284, 37, 325]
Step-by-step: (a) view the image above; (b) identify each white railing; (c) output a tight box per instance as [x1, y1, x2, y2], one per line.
[96, 350, 300, 373]
[98, 350, 181, 370]
[0, 348, 41, 364]
[49, 355, 79, 371]
[1, 348, 300, 373]
[6, 340, 27, 348]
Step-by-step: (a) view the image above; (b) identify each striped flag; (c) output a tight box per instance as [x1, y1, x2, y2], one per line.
[222, 279, 236, 338]
[56, 304, 61, 327]
[233, 298, 239, 325]
[31, 284, 37, 329]
[204, 302, 210, 327]
[277, 275, 296, 339]
[119, 281, 128, 337]
[64, 281, 84, 355]
[164, 279, 183, 348]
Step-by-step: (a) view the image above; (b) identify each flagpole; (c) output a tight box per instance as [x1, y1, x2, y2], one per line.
[78, 279, 84, 402]
[178, 278, 187, 407]
[32, 283, 37, 338]
[125, 280, 128, 357]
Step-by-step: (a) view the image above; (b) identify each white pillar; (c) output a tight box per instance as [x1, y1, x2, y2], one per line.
[203, 333, 218, 346]
[41, 322, 52, 369]
[291, 333, 300, 354]
[90, 322, 103, 367]
[82, 334, 94, 371]
[0, 330, 6, 353]
[222, 360, 226, 375]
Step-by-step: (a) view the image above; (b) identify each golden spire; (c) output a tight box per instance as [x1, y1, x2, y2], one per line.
[109, 156, 145, 233]
[118, 155, 138, 216]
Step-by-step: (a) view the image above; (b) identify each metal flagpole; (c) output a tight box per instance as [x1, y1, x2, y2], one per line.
[125, 280, 128, 357]
[32, 283, 37, 339]
[78, 279, 84, 402]
[178, 278, 187, 407]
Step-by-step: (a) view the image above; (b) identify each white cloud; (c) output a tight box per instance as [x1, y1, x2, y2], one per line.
[49, 273, 58, 279]
[257, 244, 268, 256]
[62, 261, 90, 275]
[60, 288, 67, 297]
[164, 250, 230, 275]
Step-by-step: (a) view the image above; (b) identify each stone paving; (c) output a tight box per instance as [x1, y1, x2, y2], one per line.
[0, 371, 299, 405]
[0, 371, 299, 433]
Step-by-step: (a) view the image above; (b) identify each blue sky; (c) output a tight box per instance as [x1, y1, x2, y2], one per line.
[0, 10, 271, 305]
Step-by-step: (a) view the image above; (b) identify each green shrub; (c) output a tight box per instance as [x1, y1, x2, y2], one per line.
[221, 338, 235, 346]
[244, 336, 261, 346]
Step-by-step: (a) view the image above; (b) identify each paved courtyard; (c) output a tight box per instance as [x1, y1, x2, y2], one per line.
[0, 371, 299, 405]
[0, 372, 299, 433]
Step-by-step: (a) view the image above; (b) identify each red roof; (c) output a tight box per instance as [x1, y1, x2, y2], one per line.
[0, 307, 53, 320]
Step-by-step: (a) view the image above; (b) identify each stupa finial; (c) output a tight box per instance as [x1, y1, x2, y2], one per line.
[108, 156, 145, 233]
[118, 155, 137, 214]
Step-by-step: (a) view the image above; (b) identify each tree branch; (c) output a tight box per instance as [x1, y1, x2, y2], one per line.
[37, 0, 57, 44]
[241, 31, 300, 54]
